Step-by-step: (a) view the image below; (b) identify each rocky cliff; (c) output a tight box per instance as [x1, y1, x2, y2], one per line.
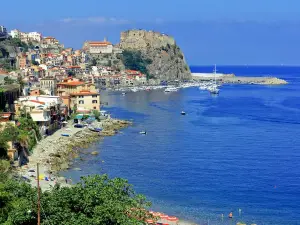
[119, 30, 191, 81]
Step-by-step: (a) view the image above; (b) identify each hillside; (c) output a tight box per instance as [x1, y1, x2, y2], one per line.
[119, 30, 191, 81]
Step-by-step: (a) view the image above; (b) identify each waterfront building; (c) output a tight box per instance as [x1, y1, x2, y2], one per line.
[70, 90, 100, 112]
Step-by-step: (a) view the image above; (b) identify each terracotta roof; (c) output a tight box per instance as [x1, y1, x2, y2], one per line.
[58, 81, 85, 86]
[68, 66, 81, 69]
[0, 69, 8, 74]
[45, 37, 55, 39]
[71, 91, 99, 96]
[89, 41, 112, 46]
[29, 100, 45, 105]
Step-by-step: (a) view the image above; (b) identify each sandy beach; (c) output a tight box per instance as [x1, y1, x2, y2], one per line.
[16, 117, 131, 191]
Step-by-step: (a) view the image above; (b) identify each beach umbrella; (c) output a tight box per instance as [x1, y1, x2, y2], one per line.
[167, 216, 178, 222]
[159, 214, 168, 219]
[62, 121, 68, 124]
[145, 219, 154, 224]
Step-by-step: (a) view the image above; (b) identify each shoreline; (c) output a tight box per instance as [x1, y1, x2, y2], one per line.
[17, 117, 131, 191]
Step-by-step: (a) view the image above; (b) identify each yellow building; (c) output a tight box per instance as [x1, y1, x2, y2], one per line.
[57, 78, 99, 112]
[70, 90, 100, 112]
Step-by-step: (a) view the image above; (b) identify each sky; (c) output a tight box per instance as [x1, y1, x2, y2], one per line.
[1, 0, 300, 65]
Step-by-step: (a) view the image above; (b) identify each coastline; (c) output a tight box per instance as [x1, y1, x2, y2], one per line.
[17, 117, 131, 191]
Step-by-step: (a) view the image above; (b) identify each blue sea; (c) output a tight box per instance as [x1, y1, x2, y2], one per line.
[63, 66, 300, 225]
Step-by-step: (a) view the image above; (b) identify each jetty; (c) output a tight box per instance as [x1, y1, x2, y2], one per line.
[192, 73, 288, 85]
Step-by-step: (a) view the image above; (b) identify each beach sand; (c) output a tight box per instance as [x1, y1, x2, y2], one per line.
[17, 118, 131, 191]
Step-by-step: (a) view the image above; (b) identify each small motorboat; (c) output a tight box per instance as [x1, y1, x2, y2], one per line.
[61, 134, 70, 137]
[181, 111, 186, 115]
[122, 92, 126, 96]
[139, 131, 147, 135]
[74, 124, 84, 128]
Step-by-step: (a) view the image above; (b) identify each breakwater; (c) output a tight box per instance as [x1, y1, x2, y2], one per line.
[192, 73, 288, 85]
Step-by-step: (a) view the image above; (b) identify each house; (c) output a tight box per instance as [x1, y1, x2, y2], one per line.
[83, 38, 113, 54]
[15, 96, 64, 134]
[57, 78, 98, 112]
[28, 32, 42, 43]
[40, 77, 57, 95]
[10, 29, 20, 39]
[70, 90, 100, 112]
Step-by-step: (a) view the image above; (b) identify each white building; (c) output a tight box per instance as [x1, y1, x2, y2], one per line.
[28, 32, 42, 42]
[83, 38, 113, 54]
[10, 29, 20, 39]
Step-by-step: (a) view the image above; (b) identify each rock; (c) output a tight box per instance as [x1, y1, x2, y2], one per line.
[49, 153, 61, 158]
[91, 151, 99, 155]
[119, 30, 191, 81]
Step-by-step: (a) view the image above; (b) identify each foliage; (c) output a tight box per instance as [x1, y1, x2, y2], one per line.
[39, 89, 46, 95]
[92, 110, 100, 121]
[0, 123, 18, 158]
[4, 76, 15, 85]
[10, 38, 30, 52]
[67, 70, 75, 76]
[0, 175, 153, 225]
[121, 50, 153, 79]
[31, 60, 39, 66]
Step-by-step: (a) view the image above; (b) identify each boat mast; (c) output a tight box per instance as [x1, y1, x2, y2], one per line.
[214, 64, 217, 84]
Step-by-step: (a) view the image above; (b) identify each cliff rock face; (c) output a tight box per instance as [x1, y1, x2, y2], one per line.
[119, 30, 191, 81]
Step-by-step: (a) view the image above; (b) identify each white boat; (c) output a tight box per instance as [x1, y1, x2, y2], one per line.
[131, 87, 139, 92]
[208, 65, 220, 95]
[181, 111, 186, 115]
[139, 131, 147, 135]
[164, 87, 178, 92]
[122, 92, 126, 96]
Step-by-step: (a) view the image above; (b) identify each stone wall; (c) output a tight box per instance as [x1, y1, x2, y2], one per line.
[120, 30, 175, 50]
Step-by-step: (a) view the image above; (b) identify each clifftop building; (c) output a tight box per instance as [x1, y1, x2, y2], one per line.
[10, 29, 42, 43]
[83, 38, 113, 54]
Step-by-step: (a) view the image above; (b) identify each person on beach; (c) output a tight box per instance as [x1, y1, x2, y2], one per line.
[228, 212, 233, 218]
[65, 178, 68, 184]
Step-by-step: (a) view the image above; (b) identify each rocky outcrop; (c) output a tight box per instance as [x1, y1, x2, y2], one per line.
[119, 30, 191, 81]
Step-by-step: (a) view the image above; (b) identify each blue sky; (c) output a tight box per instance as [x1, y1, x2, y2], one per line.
[1, 0, 300, 65]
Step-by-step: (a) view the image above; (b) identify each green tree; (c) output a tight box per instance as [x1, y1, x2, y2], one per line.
[92, 109, 101, 121]
[4, 76, 15, 85]
[0, 175, 154, 225]
[31, 60, 39, 66]
[121, 50, 153, 79]
[67, 70, 75, 76]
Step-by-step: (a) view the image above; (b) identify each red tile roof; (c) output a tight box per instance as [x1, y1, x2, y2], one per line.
[89, 41, 112, 46]
[29, 100, 45, 105]
[58, 81, 85, 86]
[70, 91, 99, 96]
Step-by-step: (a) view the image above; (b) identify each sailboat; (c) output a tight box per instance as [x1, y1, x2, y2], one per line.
[208, 64, 220, 95]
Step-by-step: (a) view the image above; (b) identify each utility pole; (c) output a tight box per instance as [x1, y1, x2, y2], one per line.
[37, 163, 41, 225]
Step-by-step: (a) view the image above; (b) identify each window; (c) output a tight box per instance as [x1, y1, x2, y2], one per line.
[92, 95, 98, 98]
[79, 100, 84, 104]
[92, 100, 98, 104]
[79, 95, 84, 98]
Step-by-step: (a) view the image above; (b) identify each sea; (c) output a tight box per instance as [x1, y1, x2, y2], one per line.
[63, 66, 300, 225]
